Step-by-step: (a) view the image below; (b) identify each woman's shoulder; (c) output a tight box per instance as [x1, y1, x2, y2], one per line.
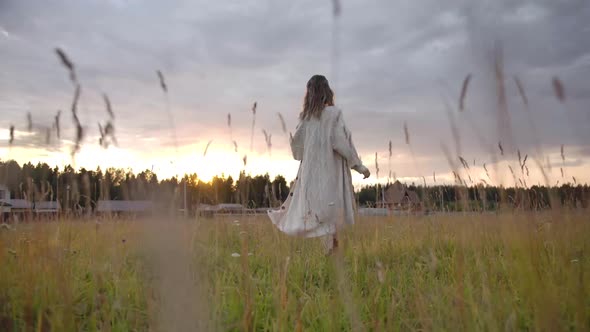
[322, 105, 343, 119]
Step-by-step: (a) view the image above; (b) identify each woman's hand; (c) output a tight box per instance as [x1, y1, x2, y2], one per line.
[353, 165, 371, 179]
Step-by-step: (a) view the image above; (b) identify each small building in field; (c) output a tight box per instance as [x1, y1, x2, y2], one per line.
[211, 203, 245, 214]
[197, 203, 246, 217]
[383, 180, 422, 211]
[96, 200, 153, 217]
[34, 201, 61, 217]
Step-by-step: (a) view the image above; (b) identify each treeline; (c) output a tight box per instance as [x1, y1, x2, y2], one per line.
[358, 182, 590, 211]
[0, 160, 289, 212]
[1, 160, 588, 212]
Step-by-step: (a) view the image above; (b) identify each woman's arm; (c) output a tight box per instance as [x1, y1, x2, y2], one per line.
[331, 110, 369, 178]
[290, 121, 305, 161]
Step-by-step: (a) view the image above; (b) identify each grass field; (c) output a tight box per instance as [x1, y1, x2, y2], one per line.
[1, 212, 589, 331]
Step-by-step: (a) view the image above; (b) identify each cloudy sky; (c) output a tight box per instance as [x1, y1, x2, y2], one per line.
[0, 0, 589, 186]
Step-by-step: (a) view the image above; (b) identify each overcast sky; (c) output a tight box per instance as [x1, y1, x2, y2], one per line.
[0, 0, 589, 185]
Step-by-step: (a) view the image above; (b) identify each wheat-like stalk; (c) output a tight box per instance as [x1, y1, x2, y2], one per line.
[433, 171, 436, 183]
[458, 156, 469, 170]
[459, 74, 471, 111]
[71, 84, 84, 157]
[203, 140, 213, 156]
[403, 122, 409, 145]
[26, 112, 32, 132]
[9, 125, 14, 145]
[54, 111, 61, 139]
[157, 70, 167, 93]
[262, 129, 272, 155]
[225, 113, 235, 153]
[277, 113, 287, 135]
[388, 140, 392, 182]
[103, 94, 114, 118]
[374, 152, 380, 179]
[331, 0, 341, 16]
[498, 141, 504, 156]
[560, 144, 565, 161]
[249, 102, 256, 152]
[55, 47, 77, 84]
[514, 76, 528, 106]
[552, 77, 565, 102]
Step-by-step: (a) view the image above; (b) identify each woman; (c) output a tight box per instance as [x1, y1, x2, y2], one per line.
[268, 75, 370, 254]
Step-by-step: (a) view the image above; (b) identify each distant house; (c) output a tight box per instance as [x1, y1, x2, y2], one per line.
[197, 203, 246, 217]
[96, 200, 153, 216]
[34, 201, 61, 215]
[0, 184, 60, 220]
[383, 180, 422, 211]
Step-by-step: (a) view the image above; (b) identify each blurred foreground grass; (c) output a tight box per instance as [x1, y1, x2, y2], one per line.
[1, 211, 589, 331]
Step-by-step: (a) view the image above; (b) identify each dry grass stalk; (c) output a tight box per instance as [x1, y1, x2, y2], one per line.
[374, 153, 380, 179]
[459, 156, 469, 170]
[493, 43, 514, 151]
[520, 154, 528, 172]
[483, 163, 490, 180]
[433, 171, 436, 183]
[54, 111, 61, 139]
[525, 165, 529, 177]
[156, 70, 167, 93]
[572, 176, 577, 184]
[103, 94, 114, 118]
[203, 140, 213, 156]
[9, 125, 14, 144]
[332, 0, 341, 17]
[26, 112, 32, 132]
[262, 130, 272, 154]
[388, 140, 392, 157]
[250, 102, 256, 152]
[514, 76, 528, 106]
[560, 144, 565, 161]
[552, 77, 565, 102]
[561, 167, 564, 178]
[403, 122, 409, 145]
[55, 48, 77, 84]
[71, 84, 84, 156]
[277, 113, 287, 134]
[242, 155, 247, 167]
[498, 141, 504, 155]
[459, 74, 472, 111]
[387, 140, 392, 182]
[98, 123, 104, 145]
[233, 140, 238, 153]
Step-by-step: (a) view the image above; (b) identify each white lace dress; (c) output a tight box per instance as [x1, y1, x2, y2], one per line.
[268, 106, 365, 238]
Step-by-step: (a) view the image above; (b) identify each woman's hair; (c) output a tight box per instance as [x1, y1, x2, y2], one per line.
[301, 75, 334, 120]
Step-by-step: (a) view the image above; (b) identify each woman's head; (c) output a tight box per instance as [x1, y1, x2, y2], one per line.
[301, 75, 334, 120]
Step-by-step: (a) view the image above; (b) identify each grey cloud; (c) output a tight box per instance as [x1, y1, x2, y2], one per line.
[0, 0, 589, 180]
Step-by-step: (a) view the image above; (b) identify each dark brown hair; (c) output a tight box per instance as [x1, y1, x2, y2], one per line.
[300, 75, 334, 120]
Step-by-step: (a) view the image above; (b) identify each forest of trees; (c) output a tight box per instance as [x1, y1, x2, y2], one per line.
[0, 160, 588, 214]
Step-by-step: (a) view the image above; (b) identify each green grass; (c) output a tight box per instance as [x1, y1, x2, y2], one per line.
[196, 212, 590, 331]
[1, 212, 589, 331]
[0, 221, 149, 331]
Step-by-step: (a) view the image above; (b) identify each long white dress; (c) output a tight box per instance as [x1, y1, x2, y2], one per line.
[268, 106, 364, 238]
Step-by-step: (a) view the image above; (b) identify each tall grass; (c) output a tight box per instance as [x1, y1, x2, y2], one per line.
[193, 212, 589, 331]
[0, 221, 149, 331]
